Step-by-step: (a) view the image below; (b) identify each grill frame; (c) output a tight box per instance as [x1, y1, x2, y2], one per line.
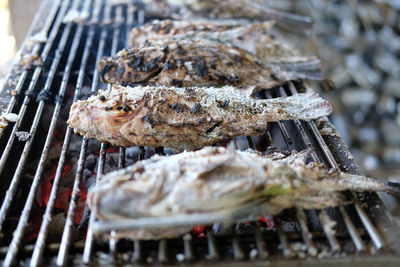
[0, 0, 400, 266]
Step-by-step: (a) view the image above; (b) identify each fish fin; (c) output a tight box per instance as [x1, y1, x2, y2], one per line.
[270, 93, 332, 120]
[295, 193, 350, 210]
[317, 175, 400, 198]
[386, 181, 400, 197]
[249, 2, 314, 35]
[270, 58, 323, 81]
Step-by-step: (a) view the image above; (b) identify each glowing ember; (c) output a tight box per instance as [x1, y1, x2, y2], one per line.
[192, 225, 206, 237]
[259, 215, 276, 230]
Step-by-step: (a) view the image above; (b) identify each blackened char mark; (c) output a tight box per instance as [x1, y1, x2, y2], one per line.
[164, 23, 172, 34]
[171, 79, 183, 87]
[206, 121, 222, 134]
[163, 61, 173, 70]
[215, 73, 241, 84]
[170, 103, 186, 113]
[143, 56, 161, 72]
[100, 62, 117, 79]
[270, 73, 279, 81]
[193, 61, 208, 77]
[152, 24, 161, 32]
[143, 114, 156, 126]
[216, 99, 230, 108]
[123, 105, 132, 112]
[127, 56, 143, 72]
[175, 42, 186, 55]
[191, 103, 202, 114]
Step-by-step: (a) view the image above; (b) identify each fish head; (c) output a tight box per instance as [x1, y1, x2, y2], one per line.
[99, 48, 166, 85]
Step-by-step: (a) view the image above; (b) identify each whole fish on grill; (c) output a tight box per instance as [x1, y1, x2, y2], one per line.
[88, 147, 399, 239]
[98, 40, 322, 89]
[129, 20, 315, 65]
[68, 85, 332, 151]
[140, 0, 313, 34]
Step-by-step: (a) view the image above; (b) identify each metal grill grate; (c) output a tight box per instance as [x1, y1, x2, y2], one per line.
[0, 0, 400, 266]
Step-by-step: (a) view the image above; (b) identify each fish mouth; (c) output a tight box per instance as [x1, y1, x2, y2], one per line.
[99, 59, 119, 83]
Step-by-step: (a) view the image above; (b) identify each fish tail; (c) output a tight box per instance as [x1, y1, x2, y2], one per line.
[271, 58, 323, 81]
[382, 181, 400, 197]
[250, 2, 314, 34]
[269, 93, 332, 120]
[320, 175, 400, 197]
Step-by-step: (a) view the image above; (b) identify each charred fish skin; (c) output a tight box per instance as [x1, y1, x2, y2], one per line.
[88, 146, 396, 224]
[99, 40, 321, 89]
[128, 20, 322, 81]
[129, 19, 315, 63]
[141, 0, 313, 34]
[129, 19, 242, 48]
[68, 85, 332, 151]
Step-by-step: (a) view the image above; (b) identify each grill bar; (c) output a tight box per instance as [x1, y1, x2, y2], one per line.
[0, 0, 60, 115]
[56, 2, 101, 265]
[0, 0, 69, 221]
[0, 0, 68, 177]
[82, 142, 108, 264]
[29, 5, 89, 267]
[2, 3, 76, 266]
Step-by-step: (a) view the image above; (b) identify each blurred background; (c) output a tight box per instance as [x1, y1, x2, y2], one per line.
[0, 0, 399, 179]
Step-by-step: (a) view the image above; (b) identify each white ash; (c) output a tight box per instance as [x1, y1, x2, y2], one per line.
[15, 131, 30, 141]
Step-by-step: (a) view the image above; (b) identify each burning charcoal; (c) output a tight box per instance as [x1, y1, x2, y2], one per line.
[46, 213, 80, 243]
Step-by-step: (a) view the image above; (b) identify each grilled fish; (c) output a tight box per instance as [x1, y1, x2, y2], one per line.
[68, 85, 332, 151]
[129, 20, 314, 64]
[99, 40, 322, 88]
[88, 147, 398, 239]
[140, 0, 313, 34]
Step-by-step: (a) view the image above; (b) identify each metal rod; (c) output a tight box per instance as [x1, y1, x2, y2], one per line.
[264, 91, 294, 150]
[354, 203, 384, 250]
[246, 136, 256, 150]
[108, 6, 125, 259]
[2, 4, 74, 265]
[81, 3, 112, 264]
[287, 83, 384, 253]
[93, 212, 233, 233]
[56, 138, 89, 266]
[132, 240, 142, 262]
[83, 143, 108, 264]
[232, 235, 244, 260]
[29, 14, 88, 266]
[287, 83, 339, 168]
[275, 218, 294, 258]
[158, 239, 168, 263]
[338, 206, 366, 252]
[295, 207, 318, 257]
[182, 234, 194, 261]
[206, 232, 219, 260]
[56, 2, 102, 265]
[319, 209, 341, 253]
[254, 222, 268, 259]
[1, 0, 60, 114]
[279, 87, 318, 160]
[0, 0, 70, 186]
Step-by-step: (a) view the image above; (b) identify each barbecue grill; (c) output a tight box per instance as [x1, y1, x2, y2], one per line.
[1, 0, 400, 266]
